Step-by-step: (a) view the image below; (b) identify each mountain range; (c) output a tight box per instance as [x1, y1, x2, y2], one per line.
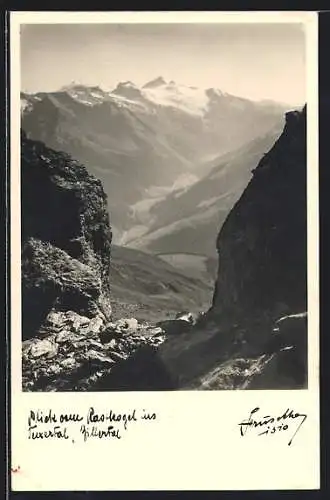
[21, 77, 289, 248]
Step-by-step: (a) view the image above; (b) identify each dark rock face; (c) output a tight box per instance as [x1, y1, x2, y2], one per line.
[21, 130, 112, 339]
[211, 107, 307, 324]
[257, 312, 308, 388]
[158, 107, 308, 390]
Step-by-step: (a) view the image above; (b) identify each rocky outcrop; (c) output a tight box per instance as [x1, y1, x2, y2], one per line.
[21, 131, 112, 339]
[22, 312, 168, 391]
[211, 107, 307, 324]
[157, 107, 308, 389]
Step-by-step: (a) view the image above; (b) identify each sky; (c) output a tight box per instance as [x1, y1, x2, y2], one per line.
[20, 23, 306, 105]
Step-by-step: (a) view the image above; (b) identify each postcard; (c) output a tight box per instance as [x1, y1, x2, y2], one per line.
[10, 10, 319, 491]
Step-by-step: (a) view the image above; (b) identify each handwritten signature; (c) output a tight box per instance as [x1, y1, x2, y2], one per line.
[239, 407, 307, 445]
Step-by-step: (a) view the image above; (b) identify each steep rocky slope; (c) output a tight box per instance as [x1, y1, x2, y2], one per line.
[157, 107, 308, 389]
[21, 130, 112, 339]
[211, 107, 307, 322]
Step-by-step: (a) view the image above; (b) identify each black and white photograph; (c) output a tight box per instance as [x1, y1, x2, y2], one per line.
[9, 11, 320, 492]
[19, 19, 310, 393]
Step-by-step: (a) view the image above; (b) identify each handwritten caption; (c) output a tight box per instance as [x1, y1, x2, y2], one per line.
[27, 407, 157, 443]
[238, 407, 307, 445]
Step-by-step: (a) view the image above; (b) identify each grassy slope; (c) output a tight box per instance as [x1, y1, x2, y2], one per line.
[109, 245, 213, 322]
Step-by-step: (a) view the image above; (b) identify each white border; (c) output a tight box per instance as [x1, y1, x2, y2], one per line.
[10, 11, 319, 491]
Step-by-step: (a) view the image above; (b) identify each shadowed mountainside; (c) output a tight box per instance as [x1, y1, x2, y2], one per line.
[211, 107, 307, 321]
[157, 107, 308, 390]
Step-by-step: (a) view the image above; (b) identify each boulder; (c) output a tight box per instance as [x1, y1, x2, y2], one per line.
[111, 318, 139, 334]
[60, 358, 77, 369]
[105, 338, 118, 350]
[175, 311, 196, 324]
[55, 330, 75, 344]
[84, 350, 116, 366]
[87, 316, 104, 334]
[46, 311, 69, 328]
[30, 339, 58, 359]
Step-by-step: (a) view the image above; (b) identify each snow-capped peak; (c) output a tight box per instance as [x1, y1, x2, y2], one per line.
[115, 80, 137, 89]
[143, 76, 167, 89]
[141, 80, 210, 116]
[113, 81, 139, 92]
[60, 81, 89, 92]
[60, 83, 109, 106]
[112, 81, 143, 100]
[206, 88, 224, 99]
